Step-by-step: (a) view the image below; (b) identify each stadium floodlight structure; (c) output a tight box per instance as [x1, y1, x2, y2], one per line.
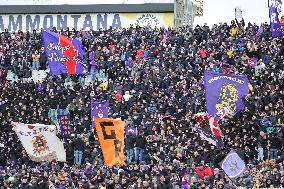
[174, 0, 203, 29]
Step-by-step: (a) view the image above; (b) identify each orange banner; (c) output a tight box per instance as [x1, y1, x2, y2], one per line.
[94, 118, 125, 167]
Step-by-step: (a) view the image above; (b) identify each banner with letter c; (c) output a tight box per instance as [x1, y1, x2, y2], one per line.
[94, 118, 125, 166]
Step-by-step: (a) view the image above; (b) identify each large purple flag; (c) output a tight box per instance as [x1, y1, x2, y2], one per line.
[91, 101, 109, 127]
[42, 31, 87, 75]
[269, 0, 284, 37]
[205, 72, 248, 116]
[57, 114, 73, 137]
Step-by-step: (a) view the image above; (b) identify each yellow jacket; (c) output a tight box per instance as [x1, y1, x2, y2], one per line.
[230, 27, 238, 36]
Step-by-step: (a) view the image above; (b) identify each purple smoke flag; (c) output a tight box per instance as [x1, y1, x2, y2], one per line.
[219, 150, 246, 179]
[42, 31, 87, 75]
[91, 101, 109, 127]
[125, 127, 137, 136]
[269, 0, 284, 37]
[57, 114, 72, 137]
[205, 71, 248, 117]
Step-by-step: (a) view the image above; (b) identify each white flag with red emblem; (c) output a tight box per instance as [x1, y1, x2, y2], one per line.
[14, 123, 66, 162]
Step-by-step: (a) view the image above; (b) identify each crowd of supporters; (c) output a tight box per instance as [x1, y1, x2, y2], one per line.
[0, 19, 284, 188]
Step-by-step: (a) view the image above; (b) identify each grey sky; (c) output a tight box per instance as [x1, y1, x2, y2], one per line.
[194, 0, 270, 26]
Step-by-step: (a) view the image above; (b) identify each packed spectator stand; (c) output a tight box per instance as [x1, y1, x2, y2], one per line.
[0, 20, 284, 189]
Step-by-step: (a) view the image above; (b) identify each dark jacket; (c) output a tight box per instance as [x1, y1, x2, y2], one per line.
[74, 137, 85, 151]
[135, 135, 146, 148]
[125, 135, 135, 150]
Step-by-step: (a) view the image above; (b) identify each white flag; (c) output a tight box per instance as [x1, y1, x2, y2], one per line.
[14, 123, 66, 162]
[235, 6, 243, 19]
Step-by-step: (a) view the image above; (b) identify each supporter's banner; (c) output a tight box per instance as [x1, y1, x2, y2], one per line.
[192, 112, 223, 149]
[91, 100, 109, 127]
[219, 150, 246, 179]
[269, 0, 284, 37]
[0, 13, 174, 32]
[94, 118, 125, 166]
[14, 123, 66, 162]
[246, 58, 257, 68]
[42, 31, 87, 75]
[204, 71, 248, 116]
[57, 114, 72, 137]
[125, 127, 137, 136]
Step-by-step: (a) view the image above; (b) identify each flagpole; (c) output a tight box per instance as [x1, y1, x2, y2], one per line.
[220, 170, 238, 188]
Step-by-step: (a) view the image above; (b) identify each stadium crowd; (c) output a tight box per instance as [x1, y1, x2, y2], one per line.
[0, 19, 284, 189]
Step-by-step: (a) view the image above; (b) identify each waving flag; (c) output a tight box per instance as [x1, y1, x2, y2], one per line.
[219, 150, 246, 179]
[192, 112, 223, 149]
[269, 0, 284, 37]
[42, 31, 87, 75]
[14, 123, 66, 162]
[91, 101, 109, 127]
[205, 72, 248, 117]
[94, 118, 125, 167]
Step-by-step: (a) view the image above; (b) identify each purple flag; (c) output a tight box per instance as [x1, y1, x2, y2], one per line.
[269, 0, 284, 37]
[125, 127, 137, 136]
[42, 31, 87, 75]
[57, 114, 73, 137]
[205, 72, 248, 116]
[219, 150, 246, 179]
[91, 101, 109, 127]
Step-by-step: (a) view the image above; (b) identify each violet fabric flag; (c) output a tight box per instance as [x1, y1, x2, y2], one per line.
[57, 114, 72, 137]
[91, 101, 109, 127]
[269, 0, 284, 37]
[219, 150, 246, 179]
[205, 71, 248, 117]
[42, 31, 87, 75]
[125, 127, 137, 136]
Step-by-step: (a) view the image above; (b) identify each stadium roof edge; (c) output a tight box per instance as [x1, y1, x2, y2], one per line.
[0, 4, 174, 14]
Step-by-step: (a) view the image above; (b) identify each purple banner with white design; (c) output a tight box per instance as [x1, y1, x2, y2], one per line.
[91, 101, 109, 127]
[269, 0, 284, 37]
[125, 127, 137, 136]
[205, 72, 248, 117]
